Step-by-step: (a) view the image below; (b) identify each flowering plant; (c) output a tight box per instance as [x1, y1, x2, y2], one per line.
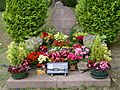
[54, 32, 69, 41]
[8, 60, 30, 74]
[40, 32, 54, 45]
[26, 51, 43, 65]
[52, 40, 70, 47]
[72, 32, 87, 44]
[87, 60, 110, 72]
[38, 55, 51, 64]
[73, 45, 90, 61]
[38, 45, 48, 53]
[93, 61, 110, 71]
[67, 53, 79, 65]
[47, 50, 69, 62]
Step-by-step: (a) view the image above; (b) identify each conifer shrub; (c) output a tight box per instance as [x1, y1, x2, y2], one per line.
[3, 0, 48, 42]
[75, 0, 120, 43]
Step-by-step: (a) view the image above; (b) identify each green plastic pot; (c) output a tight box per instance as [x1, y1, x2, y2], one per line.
[91, 69, 108, 79]
[11, 72, 28, 79]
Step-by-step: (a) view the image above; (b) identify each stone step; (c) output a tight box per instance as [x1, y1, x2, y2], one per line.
[7, 71, 111, 89]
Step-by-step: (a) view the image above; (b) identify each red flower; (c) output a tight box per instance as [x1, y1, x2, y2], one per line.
[76, 36, 84, 41]
[26, 51, 43, 63]
[41, 32, 49, 38]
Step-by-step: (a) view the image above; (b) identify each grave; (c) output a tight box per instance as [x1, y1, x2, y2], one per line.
[6, 1, 111, 89]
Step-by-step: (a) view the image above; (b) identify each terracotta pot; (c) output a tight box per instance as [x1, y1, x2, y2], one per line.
[69, 64, 77, 71]
[11, 72, 28, 79]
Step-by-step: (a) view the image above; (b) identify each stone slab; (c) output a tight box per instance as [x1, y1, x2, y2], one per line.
[7, 71, 57, 88]
[7, 71, 111, 89]
[57, 71, 111, 88]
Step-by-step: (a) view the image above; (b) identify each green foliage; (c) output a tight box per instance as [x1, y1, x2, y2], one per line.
[39, 27, 56, 34]
[0, 0, 5, 11]
[91, 35, 112, 61]
[46, 0, 52, 7]
[3, 0, 48, 42]
[6, 42, 29, 66]
[69, 60, 78, 65]
[61, 0, 77, 7]
[75, 0, 120, 43]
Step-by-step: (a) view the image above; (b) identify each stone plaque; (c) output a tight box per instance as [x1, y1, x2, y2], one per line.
[52, 1, 76, 35]
[47, 62, 68, 76]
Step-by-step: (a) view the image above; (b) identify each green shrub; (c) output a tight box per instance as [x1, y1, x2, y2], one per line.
[0, 0, 5, 11]
[75, 0, 120, 43]
[3, 0, 48, 42]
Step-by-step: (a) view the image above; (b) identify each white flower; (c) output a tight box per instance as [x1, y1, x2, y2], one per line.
[38, 55, 49, 64]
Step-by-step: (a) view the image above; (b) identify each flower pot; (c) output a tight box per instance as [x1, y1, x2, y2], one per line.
[91, 69, 108, 79]
[11, 72, 28, 79]
[69, 64, 77, 71]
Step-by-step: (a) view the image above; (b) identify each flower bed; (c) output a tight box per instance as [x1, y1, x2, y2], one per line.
[7, 32, 112, 79]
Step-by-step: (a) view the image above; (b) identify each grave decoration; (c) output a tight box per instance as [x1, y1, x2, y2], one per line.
[7, 31, 112, 79]
[87, 35, 112, 79]
[6, 2, 112, 79]
[47, 62, 68, 76]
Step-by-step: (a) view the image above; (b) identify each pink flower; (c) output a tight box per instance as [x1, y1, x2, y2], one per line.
[85, 48, 89, 52]
[85, 55, 89, 59]
[82, 52, 87, 54]
[67, 53, 77, 60]
[77, 56, 83, 60]
[81, 46, 85, 49]
[75, 48, 82, 55]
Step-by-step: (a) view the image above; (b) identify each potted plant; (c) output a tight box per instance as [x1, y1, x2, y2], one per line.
[88, 35, 112, 78]
[7, 42, 29, 79]
[67, 53, 79, 70]
[90, 61, 110, 79]
[8, 60, 30, 79]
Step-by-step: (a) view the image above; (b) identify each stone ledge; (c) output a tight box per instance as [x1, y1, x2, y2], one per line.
[7, 71, 111, 89]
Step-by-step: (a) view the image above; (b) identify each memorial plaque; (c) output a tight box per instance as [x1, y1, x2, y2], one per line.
[52, 1, 76, 35]
[47, 62, 68, 76]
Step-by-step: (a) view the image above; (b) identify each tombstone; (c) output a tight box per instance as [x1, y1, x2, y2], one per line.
[51, 1, 76, 35]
